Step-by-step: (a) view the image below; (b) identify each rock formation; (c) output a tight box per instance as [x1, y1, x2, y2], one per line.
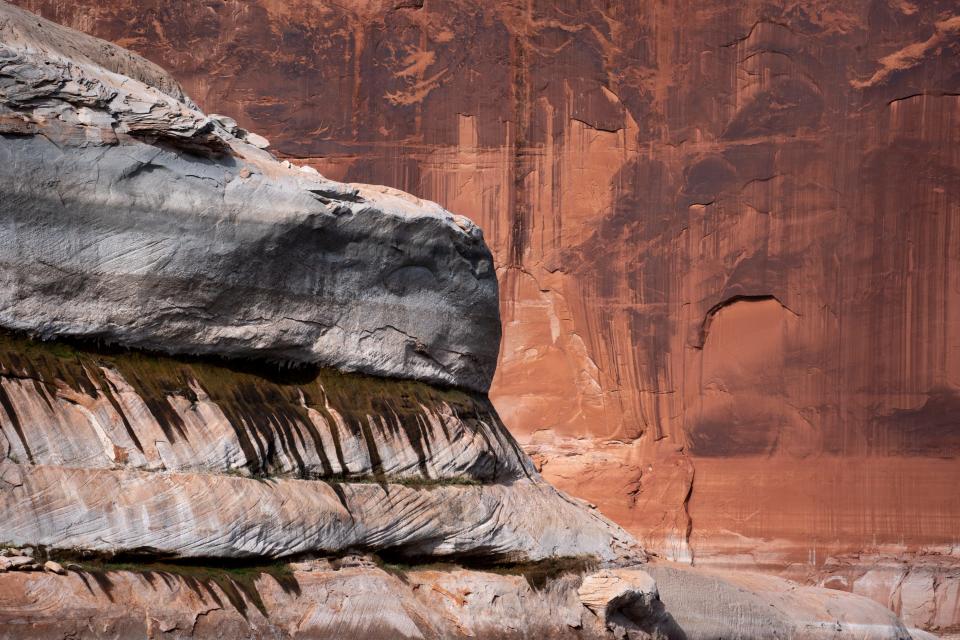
[0, 1, 943, 638]
[0, 0, 629, 567]
[0, 556, 926, 640]
[0, 0, 500, 393]
[10, 0, 956, 634]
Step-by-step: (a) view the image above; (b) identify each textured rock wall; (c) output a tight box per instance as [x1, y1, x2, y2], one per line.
[0, 329, 633, 564]
[0, 332, 529, 482]
[0, 0, 640, 571]
[0, 335, 635, 564]
[3, 0, 959, 633]
[0, 559, 918, 640]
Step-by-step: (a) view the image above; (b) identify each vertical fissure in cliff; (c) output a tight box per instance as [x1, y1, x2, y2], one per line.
[508, 33, 531, 268]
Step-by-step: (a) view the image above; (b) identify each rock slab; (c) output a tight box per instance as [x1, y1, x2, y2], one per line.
[0, 0, 500, 392]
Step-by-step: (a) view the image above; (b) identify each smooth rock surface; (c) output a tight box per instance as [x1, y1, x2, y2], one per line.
[0, 0, 499, 393]
[788, 552, 960, 638]
[646, 563, 917, 640]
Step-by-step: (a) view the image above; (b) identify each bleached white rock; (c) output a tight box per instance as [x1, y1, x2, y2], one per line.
[0, 463, 638, 563]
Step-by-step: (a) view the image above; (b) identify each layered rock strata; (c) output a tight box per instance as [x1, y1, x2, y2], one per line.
[0, 333, 529, 482]
[0, 558, 925, 640]
[0, 332, 628, 561]
[13, 3, 958, 627]
[0, 3, 933, 638]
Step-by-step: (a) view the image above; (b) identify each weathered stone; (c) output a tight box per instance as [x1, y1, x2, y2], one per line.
[243, 130, 270, 149]
[42, 560, 65, 575]
[0, 331, 534, 483]
[208, 113, 239, 134]
[0, 560, 924, 639]
[646, 564, 915, 640]
[5, 556, 32, 569]
[578, 568, 658, 615]
[0, 0, 499, 394]
[578, 568, 665, 636]
[0, 463, 638, 563]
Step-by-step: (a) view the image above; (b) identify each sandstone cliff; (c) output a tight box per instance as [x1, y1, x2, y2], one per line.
[0, 2, 940, 638]
[11, 0, 956, 634]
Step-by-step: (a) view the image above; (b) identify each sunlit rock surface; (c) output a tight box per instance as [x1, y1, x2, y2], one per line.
[11, 7, 957, 624]
[645, 564, 916, 640]
[0, 0, 499, 393]
[0, 2, 943, 638]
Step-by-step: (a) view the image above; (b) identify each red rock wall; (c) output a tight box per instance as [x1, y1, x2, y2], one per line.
[10, 0, 960, 621]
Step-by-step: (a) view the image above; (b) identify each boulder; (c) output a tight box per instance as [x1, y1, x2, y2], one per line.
[43, 561, 65, 575]
[578, 568, 666, 636]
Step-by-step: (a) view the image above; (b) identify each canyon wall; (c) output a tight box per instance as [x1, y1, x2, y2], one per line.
[6, 0, 960, 634]
[0, 0, 641, 567]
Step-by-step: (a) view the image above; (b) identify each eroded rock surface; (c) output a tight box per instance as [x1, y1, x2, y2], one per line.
[0, 559, 929, 640]
[0, 2, 939, 638]
[0, 332, 531, 482]
[10, 6, 957, 621]
[0, 0, 499, 393]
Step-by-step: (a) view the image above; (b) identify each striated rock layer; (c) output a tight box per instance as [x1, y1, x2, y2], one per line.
[0, 558, 921, 640]
[12, 0, 957, 632]
[0, 333, 530, 482]
[0, 334, 634, 564]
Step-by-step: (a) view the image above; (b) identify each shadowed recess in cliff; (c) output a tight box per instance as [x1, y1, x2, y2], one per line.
[67, 557, 301, 619]
[694, 294, 798, 350]
[0, 331, 531, 482]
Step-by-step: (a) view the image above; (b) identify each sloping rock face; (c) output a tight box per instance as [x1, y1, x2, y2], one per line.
[10, 0, 957, 633]
[0, 0, 500, 393]
[645, 564, 916, 640]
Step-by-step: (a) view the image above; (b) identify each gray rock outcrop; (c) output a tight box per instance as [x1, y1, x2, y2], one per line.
[0, 0, 636, 569]
[0, 0, 499, 393]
